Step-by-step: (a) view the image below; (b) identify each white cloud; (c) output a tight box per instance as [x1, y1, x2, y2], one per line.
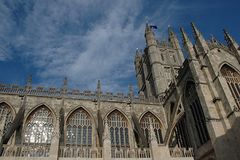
[0, 0, 189, 92]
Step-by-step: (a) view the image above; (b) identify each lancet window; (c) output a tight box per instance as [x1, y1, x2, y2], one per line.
[221, 65, 240, 110]
[0, 102, 14, 135]
[107, 110, 129, 147]
[169, 115, 191, 149]
[140, 112, 163, 145]
[185, 82, 210, 147]
[24, 106, 54, 144]
[66, 108, 92, 146]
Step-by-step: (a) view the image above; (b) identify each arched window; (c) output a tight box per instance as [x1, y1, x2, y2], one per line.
[169, 115, 191, 149]
[140, 112, 163, 145]
[24, 106, 54, 144]
[221, 65, 240, 110]
[66, 108, 92, 146]
[0, 102, 14, 135]
[107, 110, 129, 147]
[185, 82, 209, 147]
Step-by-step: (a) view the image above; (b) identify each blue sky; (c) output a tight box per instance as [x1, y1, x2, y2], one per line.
[0, 0, 239, 93]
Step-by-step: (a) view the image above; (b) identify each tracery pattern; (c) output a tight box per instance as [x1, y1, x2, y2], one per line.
[66, 108, 92, 146]
[0, 102, 13, 135]
[140, 112, 163, 145]
[107, 110, 129, 147]
[221, 65, 240, 110]
[24, 106, 53, 144]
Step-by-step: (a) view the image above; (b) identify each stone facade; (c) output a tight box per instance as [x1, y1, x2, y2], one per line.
[0, 23, 239, 160]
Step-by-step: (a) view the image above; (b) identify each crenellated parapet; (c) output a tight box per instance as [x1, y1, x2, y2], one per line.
[0, 83, 161, 104]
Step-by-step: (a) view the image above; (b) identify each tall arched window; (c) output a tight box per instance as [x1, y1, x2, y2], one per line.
[185, 82, 209, 147]
[24, 106, 54, 144]
[221, 65, 240, 110]
[107, 110, 129, 147]
[0, 102, 14, 135]
[140, 112, 163, 145]
[169, 115, 191, 149]
[66, 108, 92, 146]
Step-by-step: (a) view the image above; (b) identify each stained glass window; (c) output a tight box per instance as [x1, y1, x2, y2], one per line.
[66, 108, 92, 146]
[140, 112, 163, 145]
[0, 102, 13, 135]
[24, 106, 53, 144]
[107, 110, 129, 147]
[221, 65, 240, 110]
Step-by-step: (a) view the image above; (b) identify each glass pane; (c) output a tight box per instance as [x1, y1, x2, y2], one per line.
[66, 108, 92, 146]
[24, 106, 53, 144]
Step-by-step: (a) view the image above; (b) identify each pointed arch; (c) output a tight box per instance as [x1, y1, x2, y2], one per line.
[106, 109, 130, 147]
[168, 114, 192, 149]
[139, 111, 165, 129]
[139, 111, 164, 145]
[24, 103, 56, 125]
[24, 105, 54, 144]
[220, 64, 240, 110]
[65, 107, 93, 146]
[0, 102, 15, 135]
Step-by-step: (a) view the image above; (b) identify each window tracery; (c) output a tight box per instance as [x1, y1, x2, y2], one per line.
[24, 106, 54, 144]
[107, 110, 129, 147]
[140, 112, 163, 145]
[0, 102, 13, 135]
[66, 108, 92, 146]
[221, 65, 240, 110]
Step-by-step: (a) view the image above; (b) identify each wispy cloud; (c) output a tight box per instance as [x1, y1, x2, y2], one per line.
[0, 0, 218, 92]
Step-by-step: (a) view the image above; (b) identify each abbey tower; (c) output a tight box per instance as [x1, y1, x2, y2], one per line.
[0, 23, 239, 160]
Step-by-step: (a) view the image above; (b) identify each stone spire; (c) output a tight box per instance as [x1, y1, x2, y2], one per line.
[96, 80, 101, 109]
[128, 84, 134, 103]
[26, 74, 32, 90]
[62, 77, 68, 95]
[210, 34, 218, 44]
[145, 23, 157, 47]
[168, 25, 184, 64]
[180, 27, 196, 60]
[223, 29, 240, 52]
[190, 22, 209, 53]
[223, 29, 240, 64]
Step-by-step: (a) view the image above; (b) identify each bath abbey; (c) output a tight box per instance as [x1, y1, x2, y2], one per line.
[0, 22, 239, 160]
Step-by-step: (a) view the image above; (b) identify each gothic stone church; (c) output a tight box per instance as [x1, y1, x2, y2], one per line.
[0, 23, 239, 160]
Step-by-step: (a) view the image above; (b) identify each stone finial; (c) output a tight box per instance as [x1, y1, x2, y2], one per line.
[63, 77, 68, 88]
[168, 25, 175, 38]
[26, 74, 32, 87]
[223, 29, 240, 64]
[191, 22, 209, 53]
[223, 29, 238, 48]
[97, 80, 101, 95]
[191, 22, 202, 38]
[180, 27, 191, 44]
[128, 85, 134, 103]
[180, 27, 197, 60]
[210, 34, 218, 44]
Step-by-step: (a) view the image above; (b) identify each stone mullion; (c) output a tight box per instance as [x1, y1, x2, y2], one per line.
[195, 99, 210, 141]
[193, 101, 206, 143]
[190, 104, 204, 145]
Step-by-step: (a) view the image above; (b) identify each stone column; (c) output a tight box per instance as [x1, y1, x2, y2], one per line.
[49, 116, 60, 160]
[103, 120, 111, 160]
[149, 122, 171, 160]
